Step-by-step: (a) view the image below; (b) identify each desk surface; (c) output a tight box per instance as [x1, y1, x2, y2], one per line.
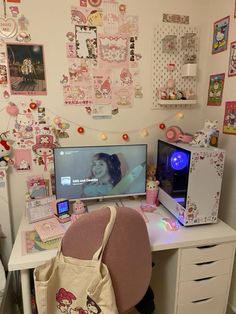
[8, 199, 236, 271]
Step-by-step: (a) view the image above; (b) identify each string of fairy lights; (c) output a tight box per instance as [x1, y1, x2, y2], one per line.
[1, 101, 185, 141]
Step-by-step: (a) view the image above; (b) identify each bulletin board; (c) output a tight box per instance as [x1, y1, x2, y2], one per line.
[152, 23, 199, 109]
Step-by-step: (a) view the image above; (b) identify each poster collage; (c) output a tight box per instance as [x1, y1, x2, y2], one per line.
[61, 0, 143, 118]
[0, 0, 143, 175]
[207, 10, 236, 135]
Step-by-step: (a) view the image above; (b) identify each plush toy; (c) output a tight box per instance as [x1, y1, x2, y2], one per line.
[147, 164, 156, 181]
[0, 140, 11, 167]
[146, 179, 159, 206]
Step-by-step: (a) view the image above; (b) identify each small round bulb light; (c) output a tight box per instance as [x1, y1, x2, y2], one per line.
[77, 127, 84, 134]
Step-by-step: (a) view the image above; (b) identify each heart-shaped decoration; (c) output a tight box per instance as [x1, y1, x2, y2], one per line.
[0, 17, 18, 39]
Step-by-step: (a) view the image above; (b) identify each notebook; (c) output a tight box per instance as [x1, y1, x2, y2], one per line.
[33, 217, 66, 242]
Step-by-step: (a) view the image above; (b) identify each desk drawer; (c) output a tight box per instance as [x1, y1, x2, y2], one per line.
[179, 258, 231, 281]
[177, 294, 225, 314]
[178, 274, 229, 303]
[180, 242, 234, 265]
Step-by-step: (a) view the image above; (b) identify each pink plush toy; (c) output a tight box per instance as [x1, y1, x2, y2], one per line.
[141, 180, 160, 212]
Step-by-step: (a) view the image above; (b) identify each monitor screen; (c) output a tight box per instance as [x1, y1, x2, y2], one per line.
[53, 144, 147, 201]
[57, 200, 70, 215]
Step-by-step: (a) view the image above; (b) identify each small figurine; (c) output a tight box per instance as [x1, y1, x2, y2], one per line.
[158, 87, 168, 100]
[141, 179, 160, 212]
[189, 120, 218, 148]
[70, 199, 87, 222]
[0, 140, 11, 167]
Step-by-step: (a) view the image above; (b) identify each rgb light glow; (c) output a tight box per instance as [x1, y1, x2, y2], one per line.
[170, 150, 188, 170]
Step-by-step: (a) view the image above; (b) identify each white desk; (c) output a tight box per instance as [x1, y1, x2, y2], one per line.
[8, 200, 236, 314]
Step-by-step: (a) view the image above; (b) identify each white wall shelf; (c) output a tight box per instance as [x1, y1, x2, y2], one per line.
[152, 23, 199, 110]
[152, 99, 197, 109]
[158, 99, 197, 105]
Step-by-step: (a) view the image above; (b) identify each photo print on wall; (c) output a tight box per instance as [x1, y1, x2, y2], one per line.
[207, 73, 225, 106]
[228, 41, 236, 76]
[212, 16, 230, 54]
[6, 44, 47, 95]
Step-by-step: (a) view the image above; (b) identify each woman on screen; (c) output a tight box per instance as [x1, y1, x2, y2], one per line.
[83, 153, 122, 197]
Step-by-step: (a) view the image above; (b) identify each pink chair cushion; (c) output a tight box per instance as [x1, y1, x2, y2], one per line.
[62, 206, 152, 313]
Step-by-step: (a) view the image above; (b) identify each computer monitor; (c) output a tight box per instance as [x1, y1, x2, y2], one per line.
[53, 144, 147, 201]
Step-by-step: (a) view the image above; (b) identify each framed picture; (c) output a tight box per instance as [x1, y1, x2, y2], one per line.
[223, 101, 236, 135]
[207, 73, 225, 106]
[6, 43, 47, 95]
[212, 16, 230, 54]
[228, 41, 236, 76]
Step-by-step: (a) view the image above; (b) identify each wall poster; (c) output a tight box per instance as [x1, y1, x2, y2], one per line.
[223, 101, 236, 135]
[212, 16, 230, 54]
[228, 41, 236, 76]
[207, 73, 225, 106]
[6, 43, 47, 95]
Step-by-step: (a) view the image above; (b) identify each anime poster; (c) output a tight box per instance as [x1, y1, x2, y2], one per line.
[103, 1, 119, 34]
[228, 41, 236, 76]
[68, 58, 92, 83]
[75, 25, 97, 59]
[98, 34, 129, 68]
[207, 73, 225, 106]
[6, 44, 47, 95]
[63, 84, 93, 106]
[223, 101, 236, 135]
[93, 69, 112, 104]
[13, 149, 32, 171]
[71, 6, 103, 26]
[212, 16, 230, 54]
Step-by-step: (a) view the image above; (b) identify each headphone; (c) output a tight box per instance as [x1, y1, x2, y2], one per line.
[165, 126, 193, 143]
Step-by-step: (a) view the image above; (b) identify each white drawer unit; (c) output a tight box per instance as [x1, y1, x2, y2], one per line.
[176, 242, 236, 314]
[177, 294, 226, 314]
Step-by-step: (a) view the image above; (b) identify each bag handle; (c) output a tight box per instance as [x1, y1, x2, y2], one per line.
[92, 206, 117, 261]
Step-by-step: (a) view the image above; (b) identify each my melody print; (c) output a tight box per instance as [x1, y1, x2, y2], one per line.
[56, 286, 102, 313]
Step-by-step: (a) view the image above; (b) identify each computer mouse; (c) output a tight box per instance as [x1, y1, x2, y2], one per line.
[161, 217, 179, 231]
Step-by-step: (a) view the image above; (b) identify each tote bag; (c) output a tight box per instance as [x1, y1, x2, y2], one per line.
[34, 206, 118, 314]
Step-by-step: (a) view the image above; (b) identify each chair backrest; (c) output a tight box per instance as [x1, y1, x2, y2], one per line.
[62, 206, 152, 313]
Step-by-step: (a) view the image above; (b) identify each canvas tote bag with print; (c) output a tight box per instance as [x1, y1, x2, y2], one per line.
[34, 206, 118, 314]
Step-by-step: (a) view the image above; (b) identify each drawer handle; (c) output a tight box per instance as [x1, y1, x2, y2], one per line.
[194, 276, 214, 282]
[192, 297, 212, 304]
[196, 244, 217, 249]
[195, 261, 216, 266]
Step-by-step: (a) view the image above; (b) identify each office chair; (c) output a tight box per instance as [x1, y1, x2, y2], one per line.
[62, 206, 153, 313]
